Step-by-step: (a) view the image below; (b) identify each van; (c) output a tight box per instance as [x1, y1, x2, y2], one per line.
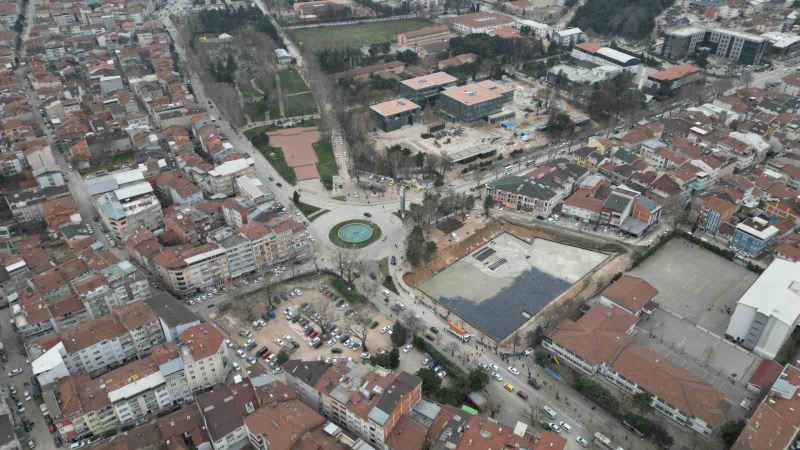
[503, 383, 514, 392]
[516, 391, 528, 400]
[541, 405, 557, 419]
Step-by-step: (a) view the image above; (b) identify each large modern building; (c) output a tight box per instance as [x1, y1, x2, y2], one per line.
[370, 99, 421, 132]
[661, 26, 767, 65]
[398, 72, 458, 105]
[438, 80, 514, 122]
[726, 259, 800, 359]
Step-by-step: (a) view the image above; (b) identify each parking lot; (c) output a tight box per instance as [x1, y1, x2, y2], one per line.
[633, 310, 758, 418]
[630, 238, 758, 335]
[217, 277, 399, 374]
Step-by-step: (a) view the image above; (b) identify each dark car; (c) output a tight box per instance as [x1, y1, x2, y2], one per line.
[280, 293, 289, 301]
[390, 256, 397, 265]
[276, 182, 282, 187]
[339, 334, 350, 343]
[52, 436, 62, 448]
[331, 347, 343, 354]
[291, 316, 301, 323]
[370, 321, 379, 329]
[369, 272, 377, 280]
[290, 341, 300, 349]
[364, 212, 372, 217]
[429, 327, 439, 334]
[527, 378, 541, 390]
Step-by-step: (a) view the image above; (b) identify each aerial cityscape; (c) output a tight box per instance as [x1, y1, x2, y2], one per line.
[0, 0, 797, 448]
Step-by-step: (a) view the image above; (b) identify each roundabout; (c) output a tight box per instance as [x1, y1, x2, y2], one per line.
[329, 219, 382, 248]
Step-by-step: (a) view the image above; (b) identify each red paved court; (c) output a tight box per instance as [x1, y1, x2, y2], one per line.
[267, 126, 320, 181]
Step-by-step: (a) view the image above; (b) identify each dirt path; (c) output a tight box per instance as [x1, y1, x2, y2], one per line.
[274, 72, 286, 117]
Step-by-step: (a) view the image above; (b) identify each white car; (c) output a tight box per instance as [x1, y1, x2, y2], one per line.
[326, 339, 335, 347]
[7, 368, 22, 377]
[284, 335, 293, 341]
[381, 326, 390, 334]
[576, 436, 589, 447]
[232, 362, 241, 371]
[559, 422, 572, 433]
[492, 372, 504, 382]
[508, 366, 520, 376]
[360, 352, 371, 359]
[274, 338, 284, 345]
[23, 391, 31, 402]
[437, 370, 447, 379]
[403, 344, 413, 353]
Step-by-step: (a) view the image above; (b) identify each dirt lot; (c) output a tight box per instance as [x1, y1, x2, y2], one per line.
[218, 274, 399, 366]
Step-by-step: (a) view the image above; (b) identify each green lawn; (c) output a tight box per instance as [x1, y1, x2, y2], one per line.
[312, 138, 338, 189]
[288, 19, 432, 50]
[278, 68, 310, 95]
[284, 92, 318, 117]
[294, 199, 321, 216]
[243, 126, 297, 185]
[330, 278, 366, 304]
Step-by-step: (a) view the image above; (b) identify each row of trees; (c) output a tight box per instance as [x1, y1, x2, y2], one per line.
[210, 53, 237, 83]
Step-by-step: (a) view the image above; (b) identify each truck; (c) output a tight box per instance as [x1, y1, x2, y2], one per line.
[446, 322, 471, 343]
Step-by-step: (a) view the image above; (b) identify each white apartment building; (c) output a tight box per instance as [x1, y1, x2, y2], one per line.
[152, 243, 231, 297]
[96, 181, 164, 240]
[206, 158, 256, 197]
[179, 323, 231, 392]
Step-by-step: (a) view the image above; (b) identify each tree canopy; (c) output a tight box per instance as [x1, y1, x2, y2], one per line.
[569, 0, 673, 39]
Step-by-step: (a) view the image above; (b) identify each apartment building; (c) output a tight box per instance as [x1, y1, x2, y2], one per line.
[32, 302, 164, 380]
[206, 158, 256, 197]
[96, 181, 164, 240]
[690, 193, 737, 235]
[733, 364, 800, 450]
[53, 374, 118, 442]
[196, 379, 258, 450]
[283, 360, 422, 450]
[730, 216, 779, 257]
[544, 304, 725, 436]
[152, 244, 230, 297]
[244, 397, 328, 450]
[208, 228, 257, 279]
[179, 323, 231, 392]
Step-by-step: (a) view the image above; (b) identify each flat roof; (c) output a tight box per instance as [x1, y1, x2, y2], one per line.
[734, 259, 800, 326]
[441, 80, 512, 106]
[596, 47, 639, 64]
[114, 181, 153, 201]
[370, 98, 421, 117]
[400, 71, 457, 90]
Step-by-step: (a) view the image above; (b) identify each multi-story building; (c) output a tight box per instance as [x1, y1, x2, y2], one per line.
[570, 42, 641, 73]
[152, 243, 230, 297]
[487, 176, 560, 217]
[282, 360, 422, 450]
[32, 302, 165, 380]
[733, 364, 800, 450]
[448, 12, 515, 35]
[726, 259, 800, 359]
[206, 158, 256, 197]
[545, 304, 725, 436]
[396, 25, 451, 47]
[730, 216, 779, 257]
[661, 26, 767, 65]
[178, 323, 231, 392]
[96, 181, 164, 241]
[370, 99, 421, 132]
[244, 397, 328, 450]
[438, 80, 514, 122]
[208, 228, 257, 279]
[53, 374, 118, 442]
[398, 72, 458, 105]
[690, 193, 737, 235]
[195, 379, 258, 450]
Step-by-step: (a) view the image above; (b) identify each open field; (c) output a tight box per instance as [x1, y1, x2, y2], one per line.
[419, 233, 607, 341]
[630, 238, 757, 335]
[278, 68, 310, 94]
[288, 19, 432, 49]
[284, 92, 318, 117]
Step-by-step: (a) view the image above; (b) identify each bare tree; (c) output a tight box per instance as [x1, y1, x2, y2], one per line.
[521, 400, 543, 425]
[312, 299, 341, 337]
[334, 248, 358, 286]
[404, 312, 423, 336]
[486, 398, 504, 418]
[348, 313, 373, 352]
[445, 341, 457, 357]
[511, 331, 522, 353]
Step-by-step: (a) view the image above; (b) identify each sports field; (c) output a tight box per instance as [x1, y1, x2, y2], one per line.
[288, 19, 432, 49]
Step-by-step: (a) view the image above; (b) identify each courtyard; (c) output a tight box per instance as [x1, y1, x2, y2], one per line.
[419, 232, 608, 341]
[629, 237, 758, 336]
